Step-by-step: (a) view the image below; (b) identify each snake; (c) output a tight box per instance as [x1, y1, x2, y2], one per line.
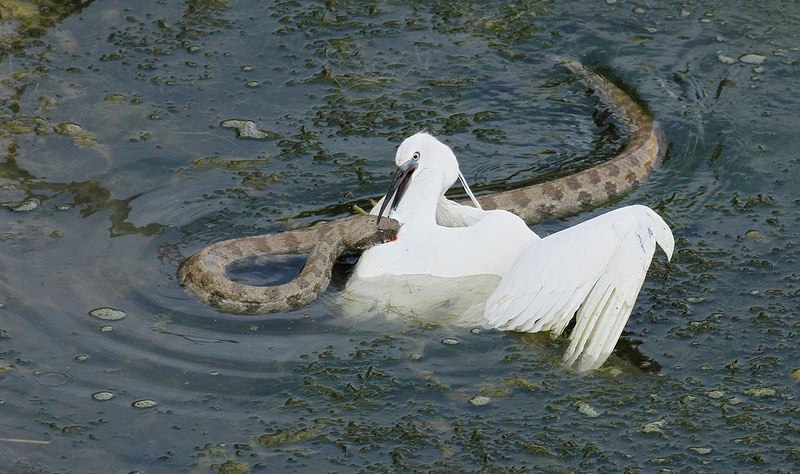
[178, 60, 666, 315]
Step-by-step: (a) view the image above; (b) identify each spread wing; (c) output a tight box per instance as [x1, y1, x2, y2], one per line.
[483, 205, 674, 371]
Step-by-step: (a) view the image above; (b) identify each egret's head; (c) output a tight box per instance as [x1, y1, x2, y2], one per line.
[377, 132, 481, 224]
[394, 132, 460, 188]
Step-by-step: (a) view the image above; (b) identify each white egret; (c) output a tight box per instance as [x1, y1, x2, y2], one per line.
[348, 132, 674, 371]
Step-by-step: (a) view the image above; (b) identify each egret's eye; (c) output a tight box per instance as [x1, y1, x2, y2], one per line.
[412, 152, 420, 161]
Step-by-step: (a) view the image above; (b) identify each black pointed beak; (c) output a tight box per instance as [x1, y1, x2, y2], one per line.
[376, 160, 418, 225]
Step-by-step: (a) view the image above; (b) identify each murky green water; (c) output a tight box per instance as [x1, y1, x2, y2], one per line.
[1, 0, 798, 471]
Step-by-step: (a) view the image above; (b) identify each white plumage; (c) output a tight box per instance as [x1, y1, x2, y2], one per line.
[484, 205, 672, 370]
[348, 132, 674, 371]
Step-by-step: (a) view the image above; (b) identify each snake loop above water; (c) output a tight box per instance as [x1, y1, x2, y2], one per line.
[178, 60, 666, 314]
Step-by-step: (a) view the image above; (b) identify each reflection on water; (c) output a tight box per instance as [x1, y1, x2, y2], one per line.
[1, 0, 799, 471]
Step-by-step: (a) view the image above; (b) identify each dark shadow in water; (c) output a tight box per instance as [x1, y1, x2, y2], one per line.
[613, 336, 663, 374]
[330, 256, 361, 291]
[511, 321, 663, 374]
[0, 142, 164, 237]
[225, 254, 307, 286]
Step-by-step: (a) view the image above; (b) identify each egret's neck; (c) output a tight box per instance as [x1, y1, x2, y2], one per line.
[389, 169, 448, 225]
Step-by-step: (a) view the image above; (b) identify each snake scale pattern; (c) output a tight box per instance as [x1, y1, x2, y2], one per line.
[178, 60, 666, 314]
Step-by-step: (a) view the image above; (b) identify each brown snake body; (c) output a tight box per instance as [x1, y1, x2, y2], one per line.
[178, 60, 666, 314]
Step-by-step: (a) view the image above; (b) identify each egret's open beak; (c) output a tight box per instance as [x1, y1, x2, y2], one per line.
[376, 159, 418, 225]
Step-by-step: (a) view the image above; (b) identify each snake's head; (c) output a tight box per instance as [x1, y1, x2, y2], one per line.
[345, 215, 401, 250]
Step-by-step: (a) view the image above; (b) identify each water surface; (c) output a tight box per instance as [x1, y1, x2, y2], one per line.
[1, 0, 799, 471]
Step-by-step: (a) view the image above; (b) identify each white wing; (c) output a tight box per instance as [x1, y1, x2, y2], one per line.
[484, 205, 674, 371]
[370, 195, 486, 227]
[433, 197, 486, 227]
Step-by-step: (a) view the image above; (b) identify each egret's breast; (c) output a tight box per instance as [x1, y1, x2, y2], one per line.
[341, 273, 502, 325]
[352, 209, 537, 279]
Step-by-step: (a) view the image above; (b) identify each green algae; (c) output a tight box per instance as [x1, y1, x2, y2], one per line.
[1, 116, 47, 135]
[257, 425, 323, 447]
[220, 119, 280, 140]
[192, 155, 269, 170]
[1, 0, 799, 472]
[54, 122, 99, 147]
[217, 460, 249, 474]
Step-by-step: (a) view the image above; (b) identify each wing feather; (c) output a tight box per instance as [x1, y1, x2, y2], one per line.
[484, 205, 673, 371]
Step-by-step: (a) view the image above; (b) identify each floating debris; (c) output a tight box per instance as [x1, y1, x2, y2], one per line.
[103, 93, 127, 102]
[99, 325, 113, 332]
[132, 399, 157, 409]
[745, 229, 764, 241]
[739, 53, 766, 64]
[92, 391, 115, 401]
[5, 198, 40, 212]
[575, 401, 600, 418]
[717, 54, 737, 64]
[480, 385, 510, 398]
[61, 425, 88, 434]
[792, 368, 800, 380]
[55, 204, 73, 211]
[470, 328, 481, 335]
[89, 307, 126, 321]
[191, 155, 267, 170]
[73, 354, 89, 362]
[0, 116, 47, 135]
[441, 338, 459, 345]
[14, 198, 40, 212]
[409, 353, 422, 360]
[689, 446, 712, 454]
[54, 122, 98, 146]
[639, 419, 667, 433]
[504, 377, 539, 391]
[257, 426, 321, 446]
[469, 395, 491, 406]
[217, 460, 249, 474]
[744, 386, 776, 398]
[220, 119, 279, 140]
